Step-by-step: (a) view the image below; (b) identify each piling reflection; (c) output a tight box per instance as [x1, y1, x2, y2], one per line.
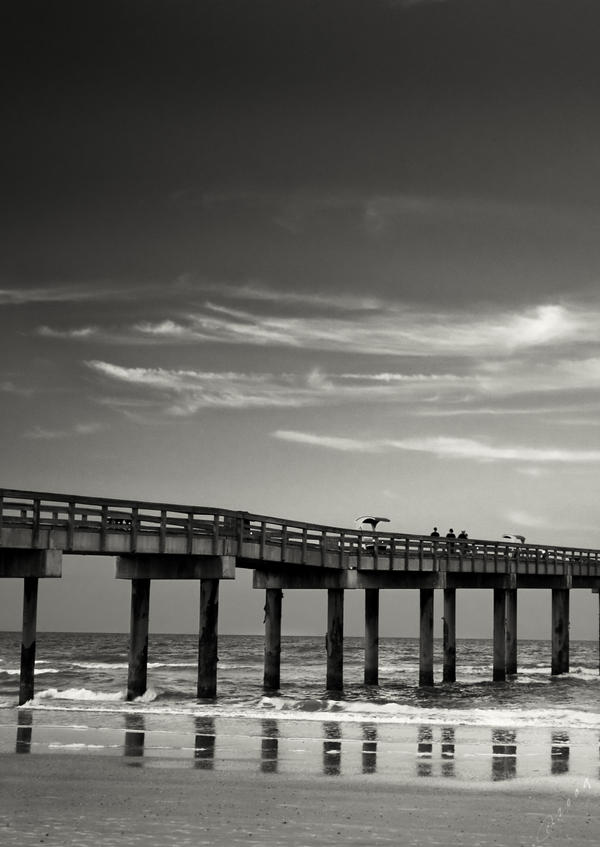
[492, 729, 517, 781]
[124, 713, 145, 761]
[551, 731, 570, 775]
[194, 716, 216, 769]
[15, 709, 33, 754]
[416, 725, 433, 777]
[261, 719, 279, 774]
[362, 723, 377, 774]
[323, 722, 342, 776]
[441, 726, 455, 778]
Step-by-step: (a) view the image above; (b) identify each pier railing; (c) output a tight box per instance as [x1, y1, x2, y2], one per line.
[1, 487, 600, 574]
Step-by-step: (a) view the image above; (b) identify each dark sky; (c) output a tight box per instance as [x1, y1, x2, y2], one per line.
[2, 1, 600, 635]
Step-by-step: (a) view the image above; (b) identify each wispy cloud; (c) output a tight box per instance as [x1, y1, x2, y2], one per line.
[504, 509, 549, 529]
[37, 326, 98, 339]
[198, 282, 382, 312]
[85, 360, 469, 417]
[128, 302, 596, 358]
[273, 430, 378, 452]
[272, 430, 600, 464]
[24, 422, 104, 440]
[1, 285, 126, 306]
[0, 379, 34, 397]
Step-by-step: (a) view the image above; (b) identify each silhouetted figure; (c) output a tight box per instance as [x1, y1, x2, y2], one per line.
[457, 530, 469, 553]
[446, 528, 456, 554]
[430, 527, 440, 538]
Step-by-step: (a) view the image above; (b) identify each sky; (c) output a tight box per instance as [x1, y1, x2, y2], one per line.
[2, 0, 600, 638]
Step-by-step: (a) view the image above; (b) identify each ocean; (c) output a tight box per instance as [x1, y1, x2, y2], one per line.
[1, 633, 599, 785]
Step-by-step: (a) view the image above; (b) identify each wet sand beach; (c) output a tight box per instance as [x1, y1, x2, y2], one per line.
[1, 713, 599, 846]
[1, 751, 598, 847]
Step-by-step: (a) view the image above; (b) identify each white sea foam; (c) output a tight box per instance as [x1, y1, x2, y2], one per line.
[29, 688, 125, 704]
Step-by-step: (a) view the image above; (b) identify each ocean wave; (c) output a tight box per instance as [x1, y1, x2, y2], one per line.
[257, 696, 600, 729]
[0, 668, 60, 677]
[27, 688, 126, 704]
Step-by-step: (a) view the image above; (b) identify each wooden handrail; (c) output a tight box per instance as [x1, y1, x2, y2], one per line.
[2, 487, 600, 568]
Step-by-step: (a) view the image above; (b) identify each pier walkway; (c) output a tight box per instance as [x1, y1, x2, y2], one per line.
[1, 488, 599, 703]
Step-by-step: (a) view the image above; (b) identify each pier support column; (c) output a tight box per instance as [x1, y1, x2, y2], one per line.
[551, 588, 570, 675]
[326, 588, 344, 692]
[126, 578, 151, 701]
[419, 588, 434, 686]
[364, 588, 379, 686]
[263, 588, 282, 691]
[198, 579, 220, 698]
[19, 577, 39, 705]
[443, 588, 456, 683]
[505, 589, 517, 675]
[493, 588, 506, 682]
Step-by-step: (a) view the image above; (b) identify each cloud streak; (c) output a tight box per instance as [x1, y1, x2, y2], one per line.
[273, 430, 600, 464]
[124, 302, 600, 362]
[85, 361, 465, 416]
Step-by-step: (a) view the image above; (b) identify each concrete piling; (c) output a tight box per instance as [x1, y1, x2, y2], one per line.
[126, 578, 151, 701]
[551, 588, 570, 675]
[443, 588, 456, 683]
[326, 588, 344, 692]
[505, 589, 517, 675]
[19, 577, 39, 705]
[493, 588, 506, 682]
[263, 587, 282, 691]
[419, 588, 434, 686]
[364, 588, 379, 685]
[198, 578, 220, 698]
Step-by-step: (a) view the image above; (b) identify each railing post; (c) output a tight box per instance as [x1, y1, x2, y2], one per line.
[130, 507, 139, 553]
[67, 500, 75, 550]
[100, 504, 108, 549]
[186, 512, 194, 555]
[159, 509, 167, 554]
[301, 526, 307, 562]
[280, 524, 287, 561]
[260, 521, 267, 559]
[212, 513, 220, 555]
[31, 498, 41, 548]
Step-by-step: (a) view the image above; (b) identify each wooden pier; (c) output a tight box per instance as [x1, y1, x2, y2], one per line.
[1, 488, 600, 703]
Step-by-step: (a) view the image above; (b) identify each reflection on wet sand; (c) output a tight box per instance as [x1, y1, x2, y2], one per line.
[441, 726, 455, 778]
[194, 716, 215, 770]
[124, 714, 145, 762]
[417, 725, 433, 777]
[323, 722, 342, 776]
[261, 719, 278, 774]
[362, 723, 377, 774]
[551, 731, 570, 775]
[492, 729, 517, 781]
[9, 714, 592, 782]
[15, 709, 32, 754]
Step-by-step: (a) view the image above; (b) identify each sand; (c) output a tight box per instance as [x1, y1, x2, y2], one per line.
[1, 751, 598, 847]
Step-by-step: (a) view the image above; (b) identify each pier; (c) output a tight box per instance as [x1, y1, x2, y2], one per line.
[2, 488, 600, 703]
